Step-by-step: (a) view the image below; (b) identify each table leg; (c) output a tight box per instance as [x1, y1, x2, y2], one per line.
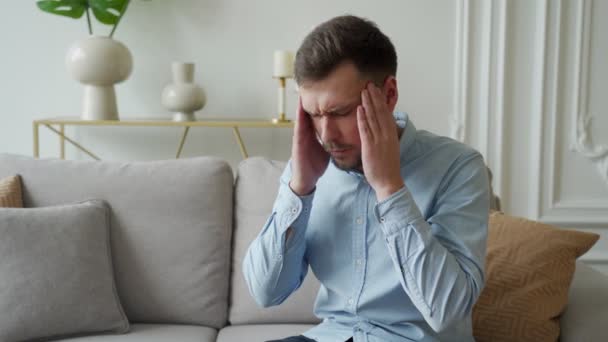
[176, 126, 190, 159]
[43, 124, 100, 160]
[59, 124, 65, 159]
[33, 122, 39, 158]
[232, 127, 248, 159]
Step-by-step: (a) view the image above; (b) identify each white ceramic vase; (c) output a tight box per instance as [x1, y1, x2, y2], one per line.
[161, 62, 206, 122]
[66, 36, 133, 121]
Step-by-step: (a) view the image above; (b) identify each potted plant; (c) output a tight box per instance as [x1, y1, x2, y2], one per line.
[37, 0, 138, 120]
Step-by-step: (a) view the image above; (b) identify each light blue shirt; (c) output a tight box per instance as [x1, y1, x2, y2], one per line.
[243, 113, 490, 342]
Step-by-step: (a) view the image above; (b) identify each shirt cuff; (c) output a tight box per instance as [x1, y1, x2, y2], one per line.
[374, 185, 424, 236]
[272, 181, 315, 248]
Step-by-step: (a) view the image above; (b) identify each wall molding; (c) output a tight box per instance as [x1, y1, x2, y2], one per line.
[530, 0, 550, 220]
[483, 0, 507, 199]
[455, 0, 606, 225]
[544, 0, 560, 215]
[568, 0, 608, 188]
[453, 0, 507, 199]
[534, 0, 608, 223]
[579, 252, 608, 264]
[553, 199, 608, 209]
[451, 0, 469, 144]
[548, 0, 608, 214]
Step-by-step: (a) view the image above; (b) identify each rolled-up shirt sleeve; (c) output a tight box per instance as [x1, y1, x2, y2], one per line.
[374, 151, 490, 333]
[243, 160, 314, 307]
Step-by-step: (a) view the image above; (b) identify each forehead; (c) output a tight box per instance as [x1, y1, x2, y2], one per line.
[299, 62, 367, 114]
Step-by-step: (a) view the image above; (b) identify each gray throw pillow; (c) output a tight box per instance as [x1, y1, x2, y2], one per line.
[0, 199, 129, 341]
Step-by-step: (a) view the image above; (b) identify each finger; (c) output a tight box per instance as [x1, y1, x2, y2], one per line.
[296, 98, 325, 152]
[295, 97, 306, 136]
[361, 89, 379, 142]
[357, 105, 370, 144]
[295, 98, 314, 146]
[367, 83, 387, 110]
[295, 98, 313, 135]
[367, 83, 391, 132]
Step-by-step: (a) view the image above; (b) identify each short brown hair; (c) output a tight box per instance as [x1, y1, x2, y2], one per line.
[294, 15, 397, 85]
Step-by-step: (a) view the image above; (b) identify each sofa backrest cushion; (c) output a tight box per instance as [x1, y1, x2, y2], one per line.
[229, 157, 322, 325]
[0, 154, 234, 328]
[230, 157, 502, 325]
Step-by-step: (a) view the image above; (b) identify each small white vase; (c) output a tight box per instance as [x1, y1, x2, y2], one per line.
[66, 36, 133, 121]
[161, 62, 206, 122]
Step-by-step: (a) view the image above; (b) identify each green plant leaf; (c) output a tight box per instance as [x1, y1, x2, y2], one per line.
[36, 0, 87, 19]
[89, 0, 129, 25]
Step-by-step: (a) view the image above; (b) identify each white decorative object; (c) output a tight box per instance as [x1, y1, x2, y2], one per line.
[161, 62, 206, 122]
[273, 50, 294, 78]
[66, 36, 133, 121]
[272, 50, 294, 124]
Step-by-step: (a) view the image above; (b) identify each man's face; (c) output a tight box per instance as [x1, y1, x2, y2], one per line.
[299, 62, 368, 171]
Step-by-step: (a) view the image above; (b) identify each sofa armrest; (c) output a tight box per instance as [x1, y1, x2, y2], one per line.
[559, 261, 608, 342]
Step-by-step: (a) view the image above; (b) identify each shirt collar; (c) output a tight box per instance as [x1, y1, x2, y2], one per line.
[396, 111, 417, 167]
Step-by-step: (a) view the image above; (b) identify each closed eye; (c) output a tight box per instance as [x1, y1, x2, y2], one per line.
[333, 107, 357, 117]
[308, 109, 352, 118]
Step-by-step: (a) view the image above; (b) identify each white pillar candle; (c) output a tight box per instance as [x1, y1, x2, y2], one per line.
[273, 50, 294, 78]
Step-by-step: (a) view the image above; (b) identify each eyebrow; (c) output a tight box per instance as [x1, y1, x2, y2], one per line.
[308, 103, 358, 116]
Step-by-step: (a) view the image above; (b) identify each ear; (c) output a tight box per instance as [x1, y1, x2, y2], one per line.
[381, 76, 398, 111]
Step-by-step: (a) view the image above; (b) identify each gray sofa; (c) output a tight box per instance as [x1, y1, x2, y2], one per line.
[0, 153, 606, 341]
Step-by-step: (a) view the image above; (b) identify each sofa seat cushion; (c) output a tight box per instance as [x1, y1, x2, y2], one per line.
[53, 324, 217, 342]
[559, 261, 608, 342]
[216, 324, 315, 342]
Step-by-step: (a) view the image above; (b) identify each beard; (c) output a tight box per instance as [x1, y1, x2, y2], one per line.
[320, 139, 363, 172]
[330, 156, 362, 172]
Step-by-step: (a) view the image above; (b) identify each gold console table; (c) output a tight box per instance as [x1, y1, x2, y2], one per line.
[33, 117, 294, 160]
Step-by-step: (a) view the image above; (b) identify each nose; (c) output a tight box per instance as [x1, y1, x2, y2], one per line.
[319, 116, 340, 145]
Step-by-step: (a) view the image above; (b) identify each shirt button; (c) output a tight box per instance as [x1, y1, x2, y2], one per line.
[277, 254, 282, 260]
[380, 217, 386, 223]
[355, 217, 362, 224]
[291, 208, 297, 213]
[347, 298, 354, 305]
[356, 259, 363, 265]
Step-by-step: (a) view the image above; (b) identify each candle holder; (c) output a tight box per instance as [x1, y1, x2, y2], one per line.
[272, 76, 291, 124]
[272, 50, 294, 124]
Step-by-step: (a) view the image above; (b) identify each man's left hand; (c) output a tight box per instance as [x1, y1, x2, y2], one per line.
[357, 83, 404, 202]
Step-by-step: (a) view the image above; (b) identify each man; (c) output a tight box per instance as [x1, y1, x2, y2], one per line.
[243, 15, 490, 342]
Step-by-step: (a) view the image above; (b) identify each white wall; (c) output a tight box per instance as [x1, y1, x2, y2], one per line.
[1, 1, 607, 272]
[0, 0, 456, 166]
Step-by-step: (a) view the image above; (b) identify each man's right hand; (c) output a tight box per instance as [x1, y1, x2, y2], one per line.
[289, 98, 330, 196]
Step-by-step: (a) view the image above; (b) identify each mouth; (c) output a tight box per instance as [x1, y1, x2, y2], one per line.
[328, 148, 351, 157]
